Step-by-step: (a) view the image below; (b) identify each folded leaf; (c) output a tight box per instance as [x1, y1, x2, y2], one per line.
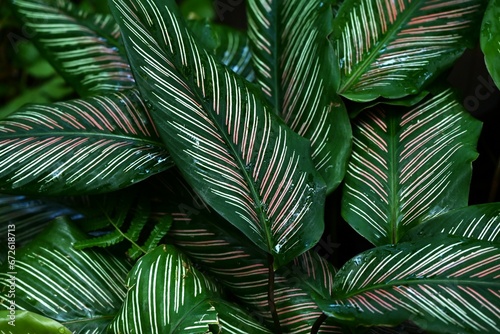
[318, 237, 500, 333]
[247, 0, 352, 192]
[342, 88, 482, 245]
[480, 0, 500, 89]
[109, 0, 326, 267]
[403, 203, 500, 243]
[0, 217, 131, 333]
[332, 0, 487, 101]
[0, 89, 172, 195]
[11, 0, 135, 96]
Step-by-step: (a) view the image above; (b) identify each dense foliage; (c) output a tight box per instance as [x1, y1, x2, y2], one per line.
[0, 0, 499, 333]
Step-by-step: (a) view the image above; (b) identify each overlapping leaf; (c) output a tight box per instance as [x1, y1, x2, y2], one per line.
[247, 0, 352, 192]
[480, 0, 500, 89]
[342, 88, 482, 245]
[11, 0, 135, 96]
[109, 244, 272, 333]
[316, 237, 500, 333]
[332, 0, 487, 101]
[0, 89, 172, 195]
[109, 0, 326, 267]
[403, 203, 500, 243]
[0, 217, 132, 333]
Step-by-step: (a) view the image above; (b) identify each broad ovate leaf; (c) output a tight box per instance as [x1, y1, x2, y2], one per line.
[481, 0, 500, 90]
[332, 0, 487, 101]
[0, 89, 172, 195]
[11, 0, 135, 96]
[247, 0, 352, 192]
[403, 203, 500, 243]
[108, 245, 220, 333]
[316, 237, 500, 333]
[109, 0, 326, 267]
[0, 217, 132, 333]
[342, 88, 481, 245]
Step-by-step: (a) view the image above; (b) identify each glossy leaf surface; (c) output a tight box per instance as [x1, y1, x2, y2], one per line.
[480, 0, 500, 90]
[247, 0, 352, 192]
[109, 0, 326, 267]
[317, 237, 500, 333]
[342, 89, 481, 245]
[333, 0, 487, 101]
[0, 89, 172, 195]
[11, 0, 135, 96]
[0, 311, 72, 334]
[0, 217, 131, 333]
[403, 203, 500, 243]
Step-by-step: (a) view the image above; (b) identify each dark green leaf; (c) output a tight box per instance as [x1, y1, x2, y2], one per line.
[0, 217, 131, 333]
[109, 0, 326, 267]
[480, 0, 500, 90]
[0, 89, 172, 195]
[342, 88, 481, 245]
[403, 203, 500, 243]
[333, 0, 488, 101]
[316, 237, 500, 333]
[247, 0, 352, 192]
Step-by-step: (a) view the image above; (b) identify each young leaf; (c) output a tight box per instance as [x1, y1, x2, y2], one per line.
[11, 0, 135, 96]
[0, 216, 132, 333]
[316, 237, 500, 333]
[109, 0, 326, 267]
[332, 0, 488, 102]
[0, 89, 172, 195]
[0, 311, 72, 334]
[247, 0, 352, 192]
[480, 0, 500, 90]
[403, 203, 500, 243]
[108, 245, 221, 333]
[342, 88, 482, 245]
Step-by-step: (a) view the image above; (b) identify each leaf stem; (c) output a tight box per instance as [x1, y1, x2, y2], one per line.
[268, 254, 282, 334]
[311, 312, 327, 334]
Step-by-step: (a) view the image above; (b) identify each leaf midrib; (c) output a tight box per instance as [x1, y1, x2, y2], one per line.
[337, 0, 421, 94]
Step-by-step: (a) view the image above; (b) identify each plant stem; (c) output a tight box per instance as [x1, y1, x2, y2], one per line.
[311, 312, 328, 334]
[268, 254, 282, 334]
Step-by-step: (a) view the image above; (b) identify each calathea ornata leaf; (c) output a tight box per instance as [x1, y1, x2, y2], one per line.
[247, 0, 352, 193]
[315, 237, 500, 333]
[332, 0, 487, 102]
[480, 0, 500, 90]
[403, 203, 500, 243]
[109, 0, 326, 267]
[342, 88, 482, 245]
[0, 217, 132, 333]
[0, 89, 172, 195]
[11, 0, 135, 97]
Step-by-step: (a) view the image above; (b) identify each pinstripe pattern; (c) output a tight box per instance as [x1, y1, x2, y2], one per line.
[334, 0, 486, 100]
[111, 0, 326, 266]
[342, 89, 481, 245]
[0, 90, 171, 194]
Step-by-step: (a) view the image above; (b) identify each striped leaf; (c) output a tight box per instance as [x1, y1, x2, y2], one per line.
[109, 0, 326, 267]
[480, 0, 500, 90]
[247, 0, 352, 192]
[332, 0, 487, 102]
[403, 203, 500, 243]
[316, 237, 500, 333]
[109, 245, 220, 333]
[0, 89, 172, 195]
[342, 88, 482, 245]
[11, 0, 135, 96]
[0, 217, 132, 334]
